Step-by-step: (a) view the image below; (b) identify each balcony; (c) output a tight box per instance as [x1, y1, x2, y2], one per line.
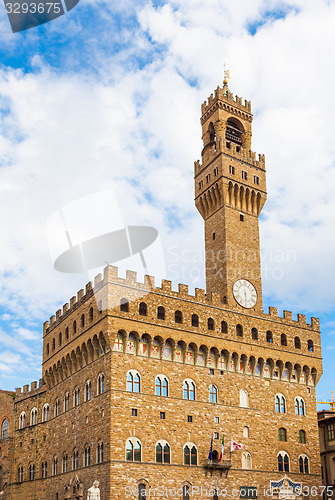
[203, 459, 232, 477]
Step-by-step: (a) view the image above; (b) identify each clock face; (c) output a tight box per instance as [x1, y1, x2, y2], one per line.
[233, 279, 257, 308]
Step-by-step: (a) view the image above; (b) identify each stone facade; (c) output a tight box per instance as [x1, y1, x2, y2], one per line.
[318, 410, 335, 495]
[0, 80, 324, 500]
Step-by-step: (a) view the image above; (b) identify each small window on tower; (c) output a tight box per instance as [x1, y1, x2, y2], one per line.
[206, 174, 211, 183]
[214, 432, 219, 439]
[214, 167, 218, 176]
[160, 412, 165, 420]
[199, 180, 203, 190]
[212, 232, 215, 240]
[236, 146, 241, 153]
[229, 165, 235, 175]
[226, 142, 231, 149]
[187, 415, 193, 423]
[240, 214, 244, 222]
[215, 416, 220, 423]
[254, 175, 259, 185]
[132, 409, 137, 417]
[242, 171, 247, 180]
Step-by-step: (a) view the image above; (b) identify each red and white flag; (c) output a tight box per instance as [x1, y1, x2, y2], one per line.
[231, 438, 243, 451]
[218, 435, 224, 463]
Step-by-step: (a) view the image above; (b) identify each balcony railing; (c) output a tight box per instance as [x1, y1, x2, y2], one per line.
[225, 131, 242, 143]
[203, 459, 232, 477]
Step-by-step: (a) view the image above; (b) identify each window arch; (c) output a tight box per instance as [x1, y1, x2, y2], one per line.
[127, 371, 140, 393]
[251, 328, 258, 340]
[183, 380, 196, 400]
[30, 408, 38, 426]
[208, 318, 214, 331]
[183, 444, 197, 465]
[278, 451, 290, 472]
[281, 334, 287, 346]
[192, 314, 199, 327]
[221, 321, 228, 333]
[59, 332, 62, 346]
[208, 122, 216, 143]
[175, 310, 183, 324]
[84, 445, 91, 467]
[18, 466, 23, 483]
[73, 320, 77, 334]
[295, 336, 301, 349]
[64, 392, 70, 412]
[295, 397, 305, 416]
[81, 314, 85, 328]
[29, 464, 35, 481]
[41, 461, 47, 478]
[62, 454, 68, 473]
[242, 452, 252, 469]
[266, 330, 273, 343]
[97, 441, 104, 463]
[155, 440, 170, 464]
[73, 388, 80, 407]
[209, 385, 217, 403]
[243, 426, 249, 438]
[236, 324, 243, 337]
[52, 338, 55, 351]
[52, 456, 58, 476]
[299, 430, 306, 444]
[299, 455, 309, 473]
[89, 307, 94, 321]
[275, 394, 286, 413]
[19, 412, 26, 429]
[126, 438, 141, 462]
[73, 449, 79, 470]
[97, 373, 105, 395]
[155, 375, 168, 397]
[139, 483, 146, 500]
[120, 298, 129, 312]
[65, 326, 69, 339]
[85, 380, 92, 401]
[139, 302, 147, 316]
[42, 404, 49, 422]
[308, 339, 314, 352]
[240, 389, 249, 408]
[278, 428, 287, 442]
[157, 306, 165, 320]
[1, 419, 9, 439]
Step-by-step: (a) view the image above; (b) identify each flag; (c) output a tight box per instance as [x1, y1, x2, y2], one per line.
[218, 435, 224, 463]
[231, 438, 243, 451]
[208, 435, 213, 460]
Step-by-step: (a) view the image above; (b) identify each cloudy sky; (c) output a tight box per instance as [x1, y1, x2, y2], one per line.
[0, 0, 334, 404]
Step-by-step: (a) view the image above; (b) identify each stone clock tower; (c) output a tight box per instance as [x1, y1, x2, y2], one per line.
[194, 76, 267, 313]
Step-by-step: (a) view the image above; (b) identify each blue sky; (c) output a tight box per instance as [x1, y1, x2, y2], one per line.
[0, 0, 334, 409]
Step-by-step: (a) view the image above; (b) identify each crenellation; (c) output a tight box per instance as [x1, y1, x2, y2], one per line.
[70, 296, 76, 307]
[126, 269, 137, 283]
[311, 317, 320, 330]
[49, 315, 55, 325]
[63, 303, 69, 314]
[56, 309, 61, 320]
[77, 289, 84, 301]
[161, 279, 172, 292]
[195, 287, 206, 302]
[297, 313, 306, 326]
[178, 283, 189, 297]
[103, 264, 118, 282]
[23, 384, 29, 393]
[30, 381, 37, 391]
[94, 273, 102, 287]
[283, 310, 293, 321]
[43, 321, 49, 334]
[144, 274, 155, 289]
[268, 306, 278, 317]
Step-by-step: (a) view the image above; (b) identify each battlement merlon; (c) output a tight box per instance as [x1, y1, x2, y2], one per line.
[14, 378, 46, 401]
[43, 265, 320, 335]
[201, 85, 252, 119]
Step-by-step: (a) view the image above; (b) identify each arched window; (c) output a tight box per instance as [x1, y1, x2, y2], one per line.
[183, 380, 195, 400]
[278, 428, 287, 442]
[156, 441, 170, 463]
[73, 450, 79, 470]
[139, 302, 147, 316]
[175, 310, 183, 324]
[126, 438, 141, 462]
[295, 397, 305, 416]
[42, 404, 49, 422]
[98, 374, 105, 395]
[81, 314, 85, 328]
[62, 454, 68, 473]
[243, 426, 249, 438]
[251, 328, 258, 340]
[208, 318, 214, 331]
[278, 452, 290, 472]
[226, 118, 242, 144]
[242, 452, 252, 469]
[183, 444, 197, 465]
[84, 446, 91, 467]
[64, 393, 70, 412]
[52, 457, 58, 476]
[240, 389, 249, 408]
[266, 331, 273, 343]
[127, 371, 140, 393]
[295, 336, 301, 349]
[46, 343, 49, 355]
[97, 442, 104, 463]
[85, 381, 92, 401]
[157, 306, 165, 320]
[59, 332, 62, 346]
[30, 409, 38, 426]
[192, 314, 199, 327]
[98, 300, 102, 312]
[65, 326, 69, 340]
[19, 412, 26, 430]
[120, 298, 129, 312]
[299, 455, 309, 473]
[89, 307, 94, 321]
[29, 464, 35, 481]
[183, 485, 190, 500]
[208, 122, 216, 143]
[155, 376, 168, 397]
[73, 320, 77, 334]
[221, 321, 228, 333]
[1, 418, 9, 439]
[281, 334, 287, 346]
[299, 430, 306, 444]
[74, 388, 80, 407]
[275, 394, 286, 413]
[52, 338, 55, 351]
[209, 385, 217, 403]
[308, 339, 314, 352]
[18, 466, 23, 483]
[139, 483, 146, 500]
[236, 324, 243, 337]
[41, 461, 47, 478]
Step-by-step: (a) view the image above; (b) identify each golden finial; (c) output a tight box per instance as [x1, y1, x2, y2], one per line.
[223, 63, 230, 85]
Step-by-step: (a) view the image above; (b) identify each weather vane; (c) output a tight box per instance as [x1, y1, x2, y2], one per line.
[224, 63, 230, 85]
